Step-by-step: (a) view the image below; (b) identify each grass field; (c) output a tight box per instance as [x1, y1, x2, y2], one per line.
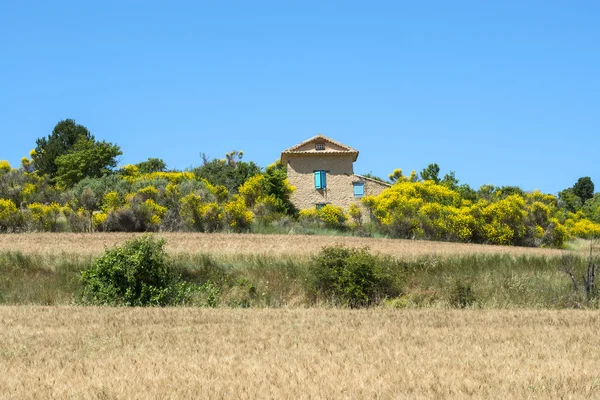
[0, 232, 570, 258]
[1, 306, 599, 399]
[1, 235, 598, 398]
[0, 234, 595, 308]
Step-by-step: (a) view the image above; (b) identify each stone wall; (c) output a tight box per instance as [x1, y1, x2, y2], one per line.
[287, 154, 357, 210]
[287, 155, 391, 215]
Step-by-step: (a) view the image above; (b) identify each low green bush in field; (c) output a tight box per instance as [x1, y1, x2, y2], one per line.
[308, 246, 402, 308]
[80, 235, 192, 306]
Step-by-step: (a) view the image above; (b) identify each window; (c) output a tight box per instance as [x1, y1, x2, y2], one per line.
[314, 170, 327, 189]
[315, 143, 325, 151]
[316, 203, 326, 210]
[353, 182, 364, 198]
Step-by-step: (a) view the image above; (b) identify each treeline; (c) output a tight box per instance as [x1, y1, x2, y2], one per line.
[1, 119, 600, 248]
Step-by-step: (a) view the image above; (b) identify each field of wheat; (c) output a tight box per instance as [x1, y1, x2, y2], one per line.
[1, 306, 599, 399]
[0, 232, 569, 259]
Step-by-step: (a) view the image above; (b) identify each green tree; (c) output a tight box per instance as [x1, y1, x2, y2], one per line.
[388, 169, 418, 183]
[420, 163, 440, 183]
[33, 119, 94, 177]
[193, 151, 261, 193]
[136, 158, 167, 174]
[582, 193, 600, 223]
[262, 162, 297, 216]
[440, 171, 459, 190]
[55, 137, 122, 187]
[573, 177, 595, 203]
[558, 188, 583, 213]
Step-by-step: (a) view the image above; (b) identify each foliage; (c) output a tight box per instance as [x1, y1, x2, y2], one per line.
[308, 246, 401, 308]
[0, 161, 11, 174]
[420, 163, 440, 183]
[179, 193, 225, 232]
[558, 188, 583, 213]
[0, 199, 21, 232]
[299, 204, 348, 230]
[363, 180, 571, 247]
[136, 158, 167, 174]
[54, 137, 122, 187]
[33, 119, 94, 177]
[388, 168, 418, 183]
[80, 235, 191, 306]
[193, 151, 261, 193]
[573, 177, 594, 203]
[26, 202, 62, 231]
[224, 195, 254, 231]
[449, 280, 476, 308]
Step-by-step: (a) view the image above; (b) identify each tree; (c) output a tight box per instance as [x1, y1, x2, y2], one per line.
[573, 177, 595, 203]
[262, 162, 297, 216]
[136, 158, 167, 174]
[33, 119, 94, 177]
[440, 171, 459, 190]
[388, 169, 418, 183]
[54, 137, 122, 187]
[558, 188, 583, 213]
[420, 163, 440, 183]
[193, 151, 261, 193]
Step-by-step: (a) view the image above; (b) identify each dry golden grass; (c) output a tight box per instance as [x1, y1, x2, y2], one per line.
[0, 232, 568, 259]
[1, 306, 599, 399]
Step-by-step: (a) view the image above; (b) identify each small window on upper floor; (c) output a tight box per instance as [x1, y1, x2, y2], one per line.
[315, 143, 325, 151]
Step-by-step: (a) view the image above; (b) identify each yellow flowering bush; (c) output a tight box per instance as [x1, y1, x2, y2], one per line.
[179, 193, 203, 230]
[21, 183, 37, 202]
[137, 185, 160, 201]
[120, 164, 139, 177]
[26, 202, 61, 231]
[239, 175, 264, 207]
[102, 191, 121, 212]
[319, 205, 348, 229]
[200, 202, 224, 232]
[92, 212, 107, 229]
[0, 199, 21, 232]
[144, 199, 167, 216]
[224, 195, 253, 231]
[348, 203, 362, 225]
[0, 160, 11, 174]
[362, 180, 570, 247]
[299, 205, 348, 230]
[567, 218, 600, 239]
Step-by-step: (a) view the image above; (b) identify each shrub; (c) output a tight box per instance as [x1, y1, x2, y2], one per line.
[0, 160, 11, 174]
[0, 199, 22, 232]
[449, 280, 476, 308]
[80, 235, 190, 306]
[224, 195, 253, 232]
[308, 246, 402, 308]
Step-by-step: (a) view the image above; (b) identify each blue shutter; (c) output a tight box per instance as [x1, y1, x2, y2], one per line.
[354, 183, 364, 197]
[321, 171, 327, 188]
[314, 171, 322, 189]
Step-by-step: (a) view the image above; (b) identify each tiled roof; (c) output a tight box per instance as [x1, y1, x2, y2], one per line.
[281, 134, 359, 163]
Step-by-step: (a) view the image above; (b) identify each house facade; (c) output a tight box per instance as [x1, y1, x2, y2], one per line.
[281, 134, 390, 212]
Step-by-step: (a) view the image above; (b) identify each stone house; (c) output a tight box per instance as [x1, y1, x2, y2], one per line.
[280, 134, 390, 213]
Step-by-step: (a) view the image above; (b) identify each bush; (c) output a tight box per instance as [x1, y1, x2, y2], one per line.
[0, 199, 22, 232]
[449, 280, 476, 308]
[308, 246, 402, 308]
[80, 235, 191, 306]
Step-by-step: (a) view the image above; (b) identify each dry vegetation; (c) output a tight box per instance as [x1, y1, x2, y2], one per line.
[0, 232, 569, 259]
[1, 306, 599, 399]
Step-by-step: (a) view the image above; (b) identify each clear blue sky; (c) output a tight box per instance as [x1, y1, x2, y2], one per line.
[1, 1, 598, 195]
